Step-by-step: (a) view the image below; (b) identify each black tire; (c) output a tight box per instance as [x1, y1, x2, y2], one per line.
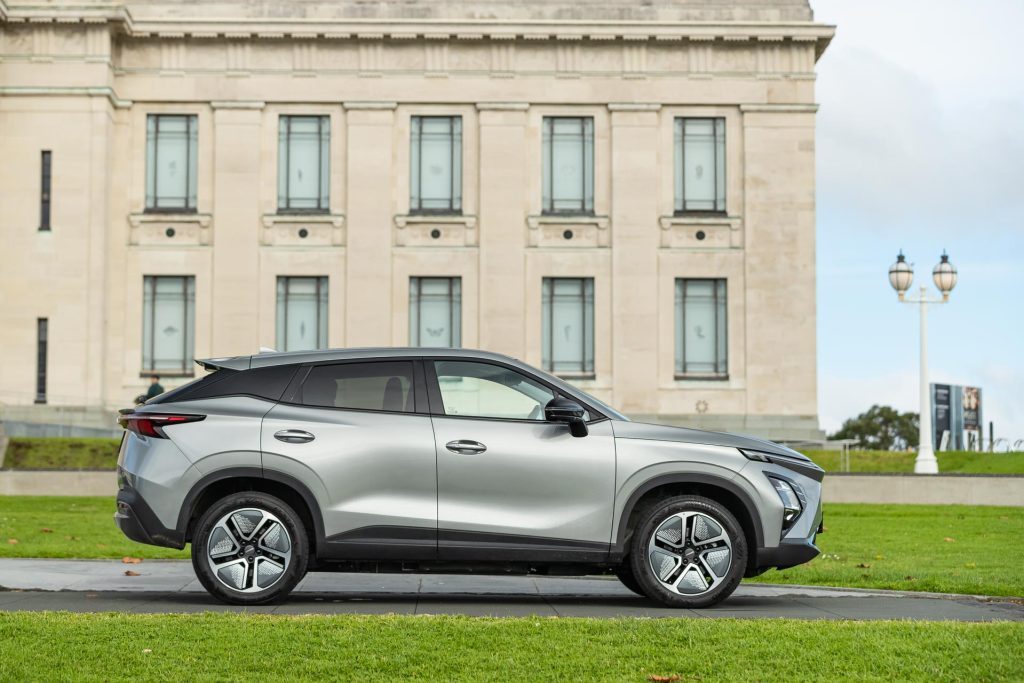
[191, 491, 309, 606]
[613, 563, 645, 596]
[629, 495, 747, 608]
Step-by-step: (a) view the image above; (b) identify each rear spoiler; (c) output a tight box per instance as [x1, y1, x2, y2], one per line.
[195, 356, 252, 372]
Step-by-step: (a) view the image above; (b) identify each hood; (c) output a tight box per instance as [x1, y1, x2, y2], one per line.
[611, 421, 810, 461]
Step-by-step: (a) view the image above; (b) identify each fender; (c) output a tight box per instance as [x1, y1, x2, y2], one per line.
[175, 466, 326, 545]
[612, 472, 765, 556]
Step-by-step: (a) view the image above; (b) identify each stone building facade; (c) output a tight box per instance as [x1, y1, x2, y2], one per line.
[0, 0, 833, 439]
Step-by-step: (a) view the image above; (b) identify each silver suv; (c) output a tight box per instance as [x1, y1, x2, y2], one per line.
[115, 348, 823, 608]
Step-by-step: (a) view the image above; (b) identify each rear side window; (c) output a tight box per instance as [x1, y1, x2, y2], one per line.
[160, 365, 300, 403]
[299, 361, 414, 413]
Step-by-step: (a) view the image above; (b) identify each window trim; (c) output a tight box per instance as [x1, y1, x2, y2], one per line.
[541, 277, 595, 379]
[277, 114, 330, 215]
[145, 114, 198, 214]
[675, 277, 729, 380]
[541, 116, 595, 216]
[409, 276, 462, 348]
[409, 115, 463, 215]
[674, 117, 727, 216]
[276, 276, 329, 353]
[141, 275, 195, 377]
[422, 357, 608, 425]
[279, 358, 429, 416]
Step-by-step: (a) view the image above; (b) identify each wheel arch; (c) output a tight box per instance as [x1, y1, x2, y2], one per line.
[613, 474, 765, 575]
[176, 467, 325, 559]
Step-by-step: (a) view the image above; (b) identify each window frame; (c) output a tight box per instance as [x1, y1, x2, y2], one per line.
[276, 276, 329, 352]
[277, 114, 331, 214]
[541, 116, 595, 216]
[409, 115, 463, 215]
[141, 275, 195, 377]
[675, 277, 729, 380]
[541, 277, 595, 379]
[674, 117, 726, 215]
[145, 114, 199, 214]
[409, 276, 462, 348]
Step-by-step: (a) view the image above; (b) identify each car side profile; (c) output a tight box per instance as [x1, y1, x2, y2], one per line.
[115, 347, 823, 608]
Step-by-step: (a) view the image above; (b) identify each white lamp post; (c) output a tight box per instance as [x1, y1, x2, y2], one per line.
[888, 251, 958, 474]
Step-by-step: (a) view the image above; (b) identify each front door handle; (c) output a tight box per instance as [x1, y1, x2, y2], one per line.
[445, 439, 487, 455]
[274, 429, 315, 444]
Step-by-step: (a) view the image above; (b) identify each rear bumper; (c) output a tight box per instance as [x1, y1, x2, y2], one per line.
[114, 486, 186, 550]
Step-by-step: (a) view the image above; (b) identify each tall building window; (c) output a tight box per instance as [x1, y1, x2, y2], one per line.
[542, 117, 594, 215]
[409, 277, 461, 347]
[145, 114, 198, 212]
[142, 276, 195, 375]
[278, 116, 330, 213]
[675, 279, 728, 378]
[675, 118, 726, 213]
[410, 116, 462, 214]
[542, 278, 594, 377]
[35, 318, 48, 404]
[39, 151, 52, 231]
[276, 277, 328, 352]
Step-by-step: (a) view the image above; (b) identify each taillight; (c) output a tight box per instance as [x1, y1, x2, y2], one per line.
[118, 412, 205, 439]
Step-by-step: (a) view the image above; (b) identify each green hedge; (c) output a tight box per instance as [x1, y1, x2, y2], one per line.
[2, 437, 121, 470]
[803, 449, 1024, 474]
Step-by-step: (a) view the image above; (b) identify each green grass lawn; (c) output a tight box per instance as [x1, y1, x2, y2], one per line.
[0, 613, 1020, 682]
[2, 497, 1022, 597]
[5, 438, 1024, 473]
[803, 449, 1024, 474]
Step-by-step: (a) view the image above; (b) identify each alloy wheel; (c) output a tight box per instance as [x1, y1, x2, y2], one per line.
[205, 508, 293, 593]
[646, 511, 733, 596]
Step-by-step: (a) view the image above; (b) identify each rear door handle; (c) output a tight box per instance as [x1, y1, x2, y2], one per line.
[274, 429, 315, 444]
[445, 439, 487, 455]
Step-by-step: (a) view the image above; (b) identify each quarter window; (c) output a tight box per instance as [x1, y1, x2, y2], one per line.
[675, 278, 728, 378]
[145, 115, 198, 212]
[542, 277, 594, 377]
[410, 116, 462, 213]
[675, 118, 726, 213]
[278, 115, 330, 213]
[299, 361, 415, 413]
[433, 361, 555, 421]
[142, 276, 195, 375]
[409, 277, 461, 348]
[276, 277, 328, 352]
[542, 117, 594, 214]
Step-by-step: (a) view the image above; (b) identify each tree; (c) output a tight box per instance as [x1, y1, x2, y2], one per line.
[830, 405, 919, 451]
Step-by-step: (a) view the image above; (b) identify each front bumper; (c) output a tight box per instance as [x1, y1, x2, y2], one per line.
[755, 538, 820, 571]
[114, 486, 186, 550]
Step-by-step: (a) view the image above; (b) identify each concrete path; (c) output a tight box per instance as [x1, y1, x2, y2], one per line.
[0, 559, 1021, 621]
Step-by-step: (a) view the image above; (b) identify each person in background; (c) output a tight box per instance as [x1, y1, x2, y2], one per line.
[144, 375, 164, 401]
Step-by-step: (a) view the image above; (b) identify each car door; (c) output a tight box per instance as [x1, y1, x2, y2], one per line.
[260, 359, 437, 560]
[426, 359, 616, 562]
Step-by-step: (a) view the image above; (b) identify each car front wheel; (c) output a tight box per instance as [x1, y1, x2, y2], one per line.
[629, 495, 747, 608]
[191, 491, 308, 605]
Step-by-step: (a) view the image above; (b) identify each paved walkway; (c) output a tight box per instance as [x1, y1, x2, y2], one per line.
[0, 559, 1021, 621]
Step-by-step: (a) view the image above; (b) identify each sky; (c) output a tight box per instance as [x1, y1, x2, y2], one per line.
[810, 0, 1024, 444]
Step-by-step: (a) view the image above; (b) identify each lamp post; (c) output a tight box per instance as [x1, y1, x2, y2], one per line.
[888, 251, 958, 474]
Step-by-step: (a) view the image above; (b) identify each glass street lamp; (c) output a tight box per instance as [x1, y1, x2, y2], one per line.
[889, 251, 957, 474]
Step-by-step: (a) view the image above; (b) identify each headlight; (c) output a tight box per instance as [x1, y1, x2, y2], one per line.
[768, 476, 804, 530]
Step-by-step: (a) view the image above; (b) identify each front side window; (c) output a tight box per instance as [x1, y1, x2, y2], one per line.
[145, 115, 198, 212]
[409, 277, 461, 348]
[675, 278, 728, 378]
[542, 278, 594, 377]
[675, 118, 725, 213]
[410, 116, 462, 213]
[276, 277, 328, 352]
[278, 115, 330, 213]
[299, 361, 414, 413]
[542, 117, 594, 214]
[142, 276, 195, 375]
[434, 360, 555, 421]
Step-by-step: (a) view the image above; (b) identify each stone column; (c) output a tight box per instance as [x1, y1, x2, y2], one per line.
[609, 105, 661, 414]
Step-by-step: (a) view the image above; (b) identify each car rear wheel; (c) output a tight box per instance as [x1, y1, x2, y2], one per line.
[629, 495, 746, 608]
[191, 491, 308, 605]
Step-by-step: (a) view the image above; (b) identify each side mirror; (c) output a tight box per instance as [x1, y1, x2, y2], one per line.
[544, 396, 588, 438]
